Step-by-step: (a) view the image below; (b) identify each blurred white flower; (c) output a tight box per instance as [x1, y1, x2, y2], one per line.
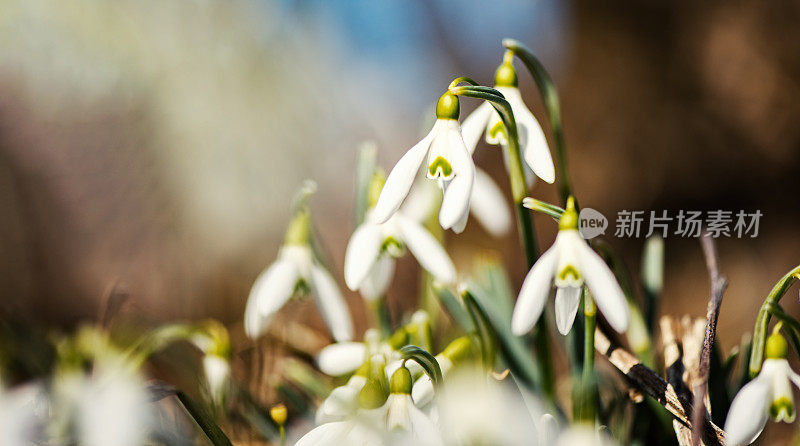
[316, 374, 368, 425]
[725, 332, 800, 445]
[66, 365, 153, 446]
[511, 199, 628, 336]
[436, 368, 540, 445]
[0, 383, 45, 446]
[460, 58, 555, 185]
[345, 209, 455, 300]
[245, 202, 353, 341]
[202, 354, 230, 404]
[373, 93, 475, 233]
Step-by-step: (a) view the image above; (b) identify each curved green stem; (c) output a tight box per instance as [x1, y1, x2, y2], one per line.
[450, 84, 553, 399]
[503, 38, 573, 205]
[748, 265, 800, 377]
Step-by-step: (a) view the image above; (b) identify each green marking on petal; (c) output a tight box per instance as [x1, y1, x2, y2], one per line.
[770, 396, 795, 422]
[488, 120, 507, 142]
[558, 265, 581, 283]
[382, 236, 405, 257]
[428, 156, 453, 179]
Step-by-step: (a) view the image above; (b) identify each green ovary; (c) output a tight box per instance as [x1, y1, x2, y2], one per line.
[428, 156, 453, 178]
[770, 397, 795, 422]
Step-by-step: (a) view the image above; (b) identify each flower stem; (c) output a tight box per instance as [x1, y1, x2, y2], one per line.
[279, 426, 286, 446]
[502, 39, 573, 204]
[450, 83, 554, 400]
[577, 290, 597, 422]
[748, 264, 800, 377]
[370, 298, 392, 337]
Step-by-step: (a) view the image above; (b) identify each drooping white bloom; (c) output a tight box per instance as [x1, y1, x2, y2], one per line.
[725, 332, 800, 445]
[70, 365, 153, 446]
[373, 93, 475, 233]
[0, 384, 45, 446]
[383, 366, 442, 446]
[244, 208, 353, 341]
[295, 414, 386, 446]
[316, 374, 368, 424]
[511, 199, 628, 336]
[344, 209, 455, 300]
[202, 355, 230, 404]
[460, 58, 555, 185]
[436, 368, 540, 445]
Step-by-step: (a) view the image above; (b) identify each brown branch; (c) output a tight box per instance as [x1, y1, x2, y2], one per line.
[692, 234, 729, 446]
[595, 328, 726, 445]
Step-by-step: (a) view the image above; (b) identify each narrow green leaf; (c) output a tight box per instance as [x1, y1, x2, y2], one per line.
[175, 390, 233, 446]
[433, 285, 475, 332]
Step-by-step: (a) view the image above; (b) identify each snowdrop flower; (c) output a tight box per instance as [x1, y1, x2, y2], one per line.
[725, 331, 800, 445]
[460, 54, 555, 185]
[345, 174, 456, 300]
[384, 366, 443, 446]
[244, 201, 353, 341]
[436, 368, 540, 446]
[316, 371, 368, 424]
[66, 364, 153, 446]
[511, 198, 628, 336]
[373, 92, 475, 233]
[298, 356, 390, 445]
[191, 321, 231, 405]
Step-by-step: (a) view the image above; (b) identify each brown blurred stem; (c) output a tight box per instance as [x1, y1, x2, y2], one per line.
[594, 328, 726, 445]
[691, 234, 728, 446]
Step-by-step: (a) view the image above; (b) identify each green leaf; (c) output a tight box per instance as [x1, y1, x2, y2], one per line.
[462, 285, 542, 390]
[175, 389, 233, 446]
[433, 285, 475, 332]
[400, 345, 443, 390]
[354, 142, 377, 226]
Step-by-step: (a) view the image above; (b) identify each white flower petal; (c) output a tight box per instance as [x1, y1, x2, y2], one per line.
[554, 286, 582, 335]
[469, 168, 512, 237]
[451, 206, 470, 234]
[501, 86, 555, 184]
[395, 214, 456, 284]
[501, 143, 536, 188]
[407, 401, 445, 446]
[460, 101, 493, 155]
[573, 236, 629, 333]
[315, 377, 365, 424]
[373, 126, 437, 224]
[344, 223, 384, 291]
[317, 342, 367, 376]
[295, 421, 351, 446]
[438, 124, 475, 230]
[358, 255, 395, 301]
[724, 375, 770, 445]
[511, 247, 558, 335]
[399, 181, 439, 223]
[309, 265, 354, 342]
[245, 258, 298, 338]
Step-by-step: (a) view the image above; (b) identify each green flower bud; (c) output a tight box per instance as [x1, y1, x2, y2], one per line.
[766, 331, 789, 359]
[284, 209, 312, 246]
[390, 366, 412, 394]
[436, 92, 460, 120]
[387, 327, 409, 350]
[494, 61, 518, 88]
[358, 379, 389, 409]
[367, 170, 387, 209]
[558, 196, 579, 231]
[442, 336, 475, 364]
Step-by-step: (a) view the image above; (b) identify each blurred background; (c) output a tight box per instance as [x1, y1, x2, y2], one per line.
[1, 0, 799, 438]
